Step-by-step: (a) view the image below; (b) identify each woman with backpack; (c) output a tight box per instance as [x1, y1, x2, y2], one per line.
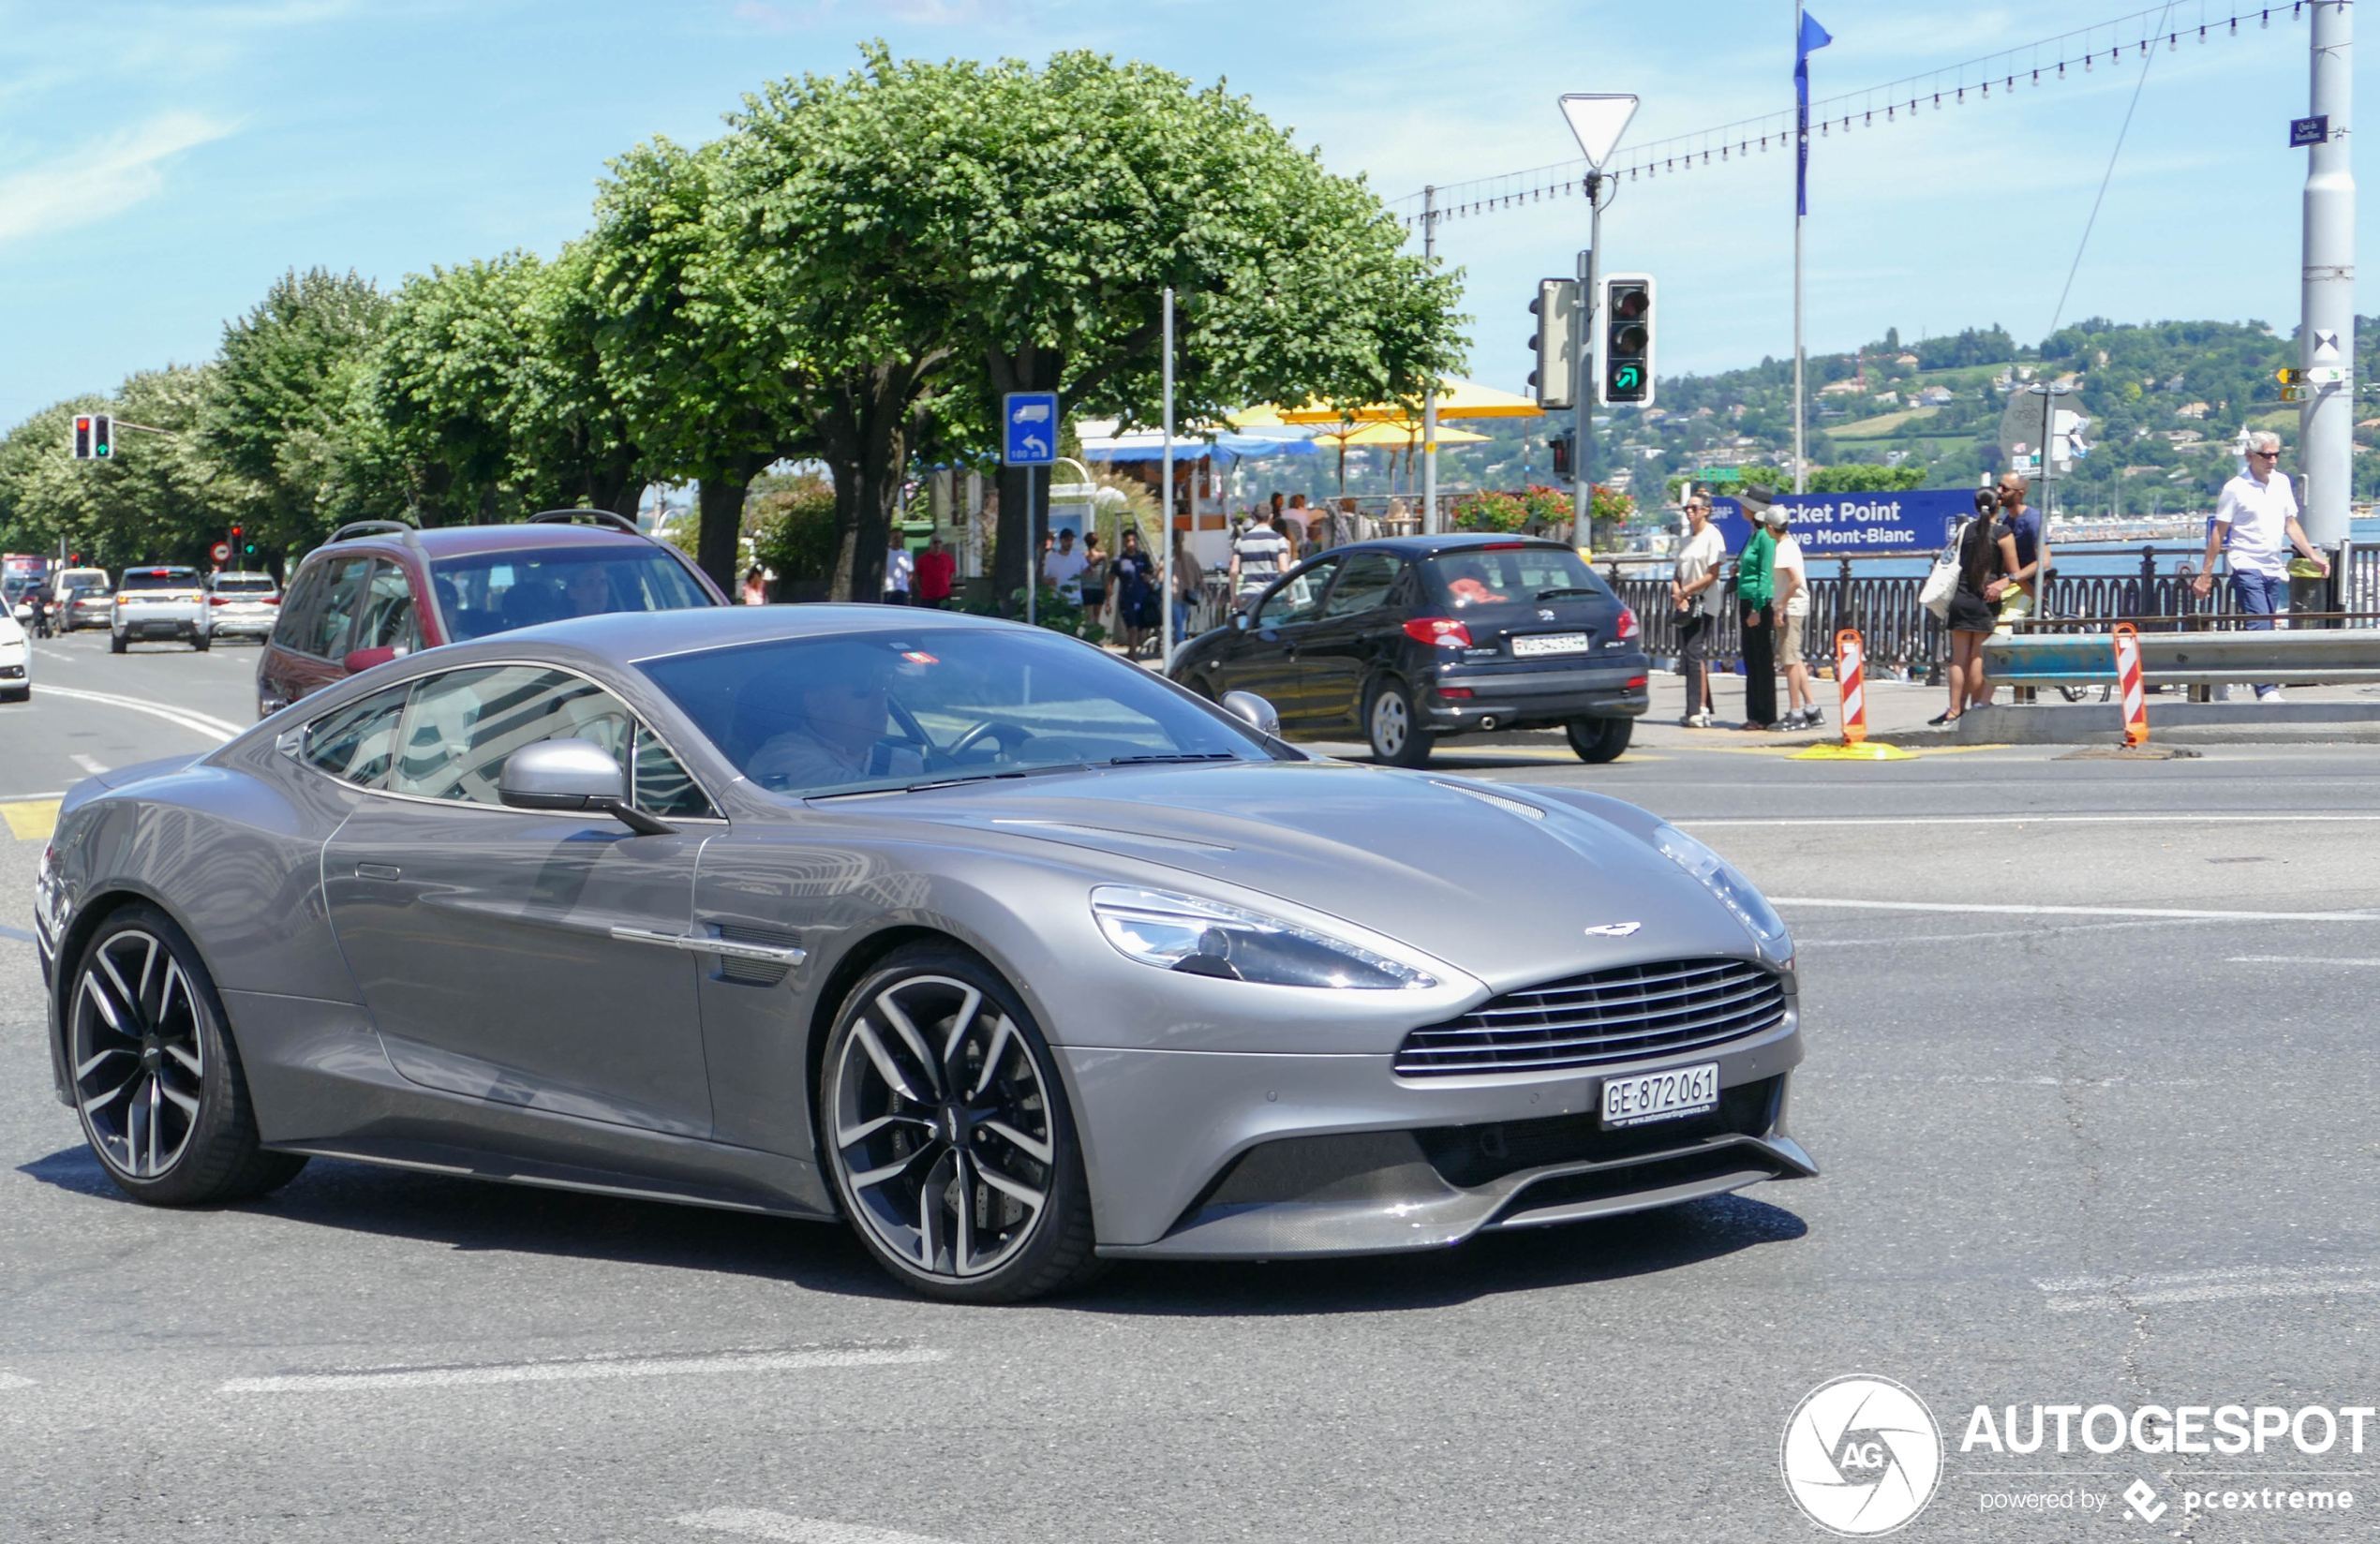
[1932, 491, 2024, 727]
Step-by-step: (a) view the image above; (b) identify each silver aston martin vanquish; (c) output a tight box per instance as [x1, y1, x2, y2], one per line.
[33, 606, 1810, 1301]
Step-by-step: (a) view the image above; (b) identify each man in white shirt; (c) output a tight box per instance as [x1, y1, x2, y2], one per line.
[1228, 517, 1291, 605]
[1042, 527, 1088, 600]
[1669, 496, 1725, 728]
[883, 532, 915, 605]
[2194, 430, 2328, 701]
[1774, 520, 1818, 730]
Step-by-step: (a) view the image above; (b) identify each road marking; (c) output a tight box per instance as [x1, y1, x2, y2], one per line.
[1799, 916, 2303, 947]
[219, 1344, 946, 1393]
[31, 685, 245, 742]
[2227, 955, 2380, 966]
[677, 1509, 965, 1544]
[1771, 898, 2380, 923]
[1684, 812, 2380, 827]
[1, 801, 59, 841]
[67, 754, 108, 776]
[0, 1373, 32, 1389]
[2037, 1264, 2380, 1314]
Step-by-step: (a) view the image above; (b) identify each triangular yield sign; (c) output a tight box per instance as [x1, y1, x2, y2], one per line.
[1559, 94, 1640, 171]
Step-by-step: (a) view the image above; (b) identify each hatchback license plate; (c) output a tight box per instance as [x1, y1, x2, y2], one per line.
[1601, 1062, 1719, 1128]
[1511, 632, 1592, 658]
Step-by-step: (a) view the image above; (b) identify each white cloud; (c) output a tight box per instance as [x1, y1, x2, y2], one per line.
[0, 112, 238, 246]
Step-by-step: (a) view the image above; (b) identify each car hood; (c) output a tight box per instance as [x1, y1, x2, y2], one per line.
[886, 761, 1762, 990]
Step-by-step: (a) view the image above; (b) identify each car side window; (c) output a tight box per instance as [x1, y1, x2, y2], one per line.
[306, 557, 374, 660]
[302, 684, 410, 788]
[352, 561, 421, 654]
[383, 665, 706, 816]
[633, 725, 716, 819]
[1255, 557, 1341, 629]
[273, 563, 329, 651]
[1320, 552, 1403, 618]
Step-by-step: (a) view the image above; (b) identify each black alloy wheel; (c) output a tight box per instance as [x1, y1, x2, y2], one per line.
[1567, 717, 1634, 764]
[1364, 676, 1434, 767]
[67, 905, 305, 1204]
[821, 944, 1100, 1303]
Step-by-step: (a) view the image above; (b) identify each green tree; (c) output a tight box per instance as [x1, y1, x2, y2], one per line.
[1807, 464, 1926, 494]
[372, 254, 538, 525]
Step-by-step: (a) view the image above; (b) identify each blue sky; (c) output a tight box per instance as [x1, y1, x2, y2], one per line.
[0, 1, 2358, 428]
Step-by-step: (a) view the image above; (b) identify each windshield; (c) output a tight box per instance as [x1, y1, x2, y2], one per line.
[638, 627, 1274, 798]
[432, 546, 713, 642]
[1419, 545, 1611, 610]
[121, 569, 200, 591]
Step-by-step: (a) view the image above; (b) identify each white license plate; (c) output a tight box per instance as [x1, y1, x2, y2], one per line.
[1511, 631, 1592, 658]
[1601, 1062, 1720, 1128]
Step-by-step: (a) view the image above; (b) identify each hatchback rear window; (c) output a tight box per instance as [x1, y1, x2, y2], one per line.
[121, 569, 201, 591]
[214, 576, 276, 595]
[1418, 547, 1611, 610]
[432, 547, 714, 642]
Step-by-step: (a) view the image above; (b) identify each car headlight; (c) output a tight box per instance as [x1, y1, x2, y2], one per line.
[1090, 885, 1437, 990]
[1651, 824, 1792, 965]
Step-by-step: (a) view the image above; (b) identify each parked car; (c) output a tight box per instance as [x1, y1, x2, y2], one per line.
[1168, 534, 1652, 767]
[0, 608, 28, 702]
[60, 585, 114, 632]
[111, 565, 209, 652]
[255, 512, 724, 720]
[204, 572, 280, 643]
[35, 605, 1807, 1301]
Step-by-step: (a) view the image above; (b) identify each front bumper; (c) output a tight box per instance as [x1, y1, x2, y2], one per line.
[1423, 658, 1652, 733]
[1064, 1014, 1807, 1257]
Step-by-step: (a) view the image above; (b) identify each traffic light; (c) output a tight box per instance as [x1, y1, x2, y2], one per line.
[72, 415, 92, 459]
[1597, 275, 1656, 407]
[1549, 430, 1576, 480]
[91, 413, 112, 458]
[1527, 278, 1580, 410]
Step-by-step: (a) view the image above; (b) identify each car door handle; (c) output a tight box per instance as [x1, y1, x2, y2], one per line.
[611, 926, 807, 966]
[354, 864, 402, 882]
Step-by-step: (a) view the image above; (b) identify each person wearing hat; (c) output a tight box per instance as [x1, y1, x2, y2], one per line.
[1733, 504, 1785, 730]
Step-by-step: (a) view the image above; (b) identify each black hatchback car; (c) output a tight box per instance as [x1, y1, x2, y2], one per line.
[1169, 533, 1650, 766]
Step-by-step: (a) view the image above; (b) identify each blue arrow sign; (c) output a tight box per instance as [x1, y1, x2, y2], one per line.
[1003, 392, 1059, 466]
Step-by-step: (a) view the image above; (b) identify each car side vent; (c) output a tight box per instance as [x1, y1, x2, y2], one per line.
[716, 924, 801, 987]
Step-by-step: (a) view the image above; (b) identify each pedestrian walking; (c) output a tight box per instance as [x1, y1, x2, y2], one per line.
[1171, 532, 1202, 643]
[1228, 512, 1290, 606]
[1671, 495, 1724, 727]
[1043, 527, 1087, 601]
[743, 566, 767, 606]
[883, 531, 914, 605]
[1112, 528, 1155, 654]
[1735, 506, 1781, 730]
[1933, 491, 2019, 726]
[1077, 530, 1108, 630]
[1773, 513, 1819, 730]
[2194, 431, 2328, 702]
[915, 533, 955, 610]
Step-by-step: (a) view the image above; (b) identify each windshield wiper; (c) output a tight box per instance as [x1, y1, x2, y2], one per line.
[1534, 586, 1599, 601]
[1106, 752, 1242, 766]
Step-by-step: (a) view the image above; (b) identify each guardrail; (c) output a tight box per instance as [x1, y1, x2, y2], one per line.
[1985, 626, 2380, 687]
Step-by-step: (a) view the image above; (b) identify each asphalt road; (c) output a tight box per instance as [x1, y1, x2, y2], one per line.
[5, 642, 2378, 1541]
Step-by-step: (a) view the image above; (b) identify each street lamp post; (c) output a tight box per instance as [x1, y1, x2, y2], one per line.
[1558, 95, 1638, 547]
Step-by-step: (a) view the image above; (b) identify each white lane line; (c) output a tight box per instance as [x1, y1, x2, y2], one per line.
[219, 1344, 945, 1393]
[2038, 1264, 2380, 1314]
[32, 685, 245, 743]
[677, 1509, 965, 1544]
[0, 1373, 33, 1389]
[1771, 898, 2380, 923]
[67, 754, 108, 776]
[2228, 956, 2380, 966]
[1682, 813, 2380, 827]
[1799, 916, 2271, 947]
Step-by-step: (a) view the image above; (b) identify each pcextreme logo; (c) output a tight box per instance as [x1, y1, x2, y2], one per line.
[1781, 1375, 1945, 1536]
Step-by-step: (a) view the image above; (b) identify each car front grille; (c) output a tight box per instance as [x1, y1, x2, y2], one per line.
[1394, 957, 1787, 1077]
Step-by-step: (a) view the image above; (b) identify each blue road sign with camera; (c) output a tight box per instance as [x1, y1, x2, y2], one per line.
[1003, 392, 1059, 466]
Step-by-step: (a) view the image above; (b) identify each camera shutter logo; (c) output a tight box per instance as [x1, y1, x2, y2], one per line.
[1780, 1375, 1942, 1536]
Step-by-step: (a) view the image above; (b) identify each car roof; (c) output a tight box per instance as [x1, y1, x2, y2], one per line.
[300, 522, 678, 569]
[1317, 533, 1581, 560]
[514, 602, 1024, 662]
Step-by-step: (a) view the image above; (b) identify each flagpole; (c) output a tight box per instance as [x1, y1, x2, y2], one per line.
[1792, 1, 1807, 496]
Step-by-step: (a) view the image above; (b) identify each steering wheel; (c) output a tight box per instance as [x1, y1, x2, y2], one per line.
[946, 719, 1036, 761]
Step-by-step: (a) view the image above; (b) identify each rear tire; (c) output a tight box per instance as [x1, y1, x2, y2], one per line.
[819, 943, 1102, 1303]
[1364, 677, 1435, 767]
[67, 904, 306, 1206]
[1567, 717, 1633, 764]
[192, 634, 210, 652]
[109, 632, 126, 654]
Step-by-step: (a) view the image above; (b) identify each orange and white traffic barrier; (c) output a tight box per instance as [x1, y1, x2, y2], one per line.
[1834, 629, 1867, 746]
[2113, 622, 2149, 747]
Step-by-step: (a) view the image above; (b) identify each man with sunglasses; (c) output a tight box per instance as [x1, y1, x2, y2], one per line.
[2194, 431, 2328, 702]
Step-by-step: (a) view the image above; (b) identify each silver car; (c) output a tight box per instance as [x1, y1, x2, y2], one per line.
[204, 572, 280, 642]
[33, 607, 1809, 1301]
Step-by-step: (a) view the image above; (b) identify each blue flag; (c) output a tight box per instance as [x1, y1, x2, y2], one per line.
[1795, 10, 1832, 217]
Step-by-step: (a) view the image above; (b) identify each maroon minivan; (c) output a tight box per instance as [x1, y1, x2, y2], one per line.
[256, 512, 725, 720]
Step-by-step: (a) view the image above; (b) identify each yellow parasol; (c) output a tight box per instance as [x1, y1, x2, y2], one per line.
[1307, 422, 1491, 492]
[1279, 379, 1544, 425]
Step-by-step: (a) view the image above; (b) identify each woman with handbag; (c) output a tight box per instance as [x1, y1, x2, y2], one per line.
[1932, 490, 2024, 726]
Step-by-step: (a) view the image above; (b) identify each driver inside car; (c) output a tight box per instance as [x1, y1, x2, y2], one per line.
[745, 646, 927, 792]
[1442, 557, 1509, 606]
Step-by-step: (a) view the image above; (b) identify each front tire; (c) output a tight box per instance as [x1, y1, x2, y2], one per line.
[67, 905, 306, 1205]
[1567, 717, 1633, 763]
[109, 631, 126, 654]
[1365, 676, 1435, 767]
[820, 944, 1101, 1303]
[192, 633, 210, 652]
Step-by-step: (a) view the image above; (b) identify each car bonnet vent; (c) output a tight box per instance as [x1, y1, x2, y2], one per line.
[716, 924, 801, 987]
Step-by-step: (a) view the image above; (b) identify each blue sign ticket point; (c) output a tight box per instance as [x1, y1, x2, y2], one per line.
[1711, 490, 1976, 556]
[1003, 392, 1059, 466]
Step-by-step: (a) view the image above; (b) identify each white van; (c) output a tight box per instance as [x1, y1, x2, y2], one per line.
[50, 567, 108, 602]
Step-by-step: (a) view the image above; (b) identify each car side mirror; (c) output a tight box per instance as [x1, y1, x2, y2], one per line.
[498, 738, 675, 836]
[1220, 690, 1281, 739]
[1231, 612, 1250, 631]
[343, 646, 403, 674]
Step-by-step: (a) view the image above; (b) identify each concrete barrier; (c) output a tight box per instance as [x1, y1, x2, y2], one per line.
[1984, 628, 2380, 688]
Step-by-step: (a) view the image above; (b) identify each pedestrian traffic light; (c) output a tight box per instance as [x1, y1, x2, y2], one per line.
[1527, 278, 1580, 410]
[1550, 430, 1576, 480]
[1596, 275, 1655, 407]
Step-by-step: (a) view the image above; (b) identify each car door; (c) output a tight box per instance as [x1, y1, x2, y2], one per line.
[320, 662, 719, 1137]
[1218, 556, 1339, 727]
[349, 559, 423, 661]
[261, 554, 370, 713]
[1294, 550, 1406, 734]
